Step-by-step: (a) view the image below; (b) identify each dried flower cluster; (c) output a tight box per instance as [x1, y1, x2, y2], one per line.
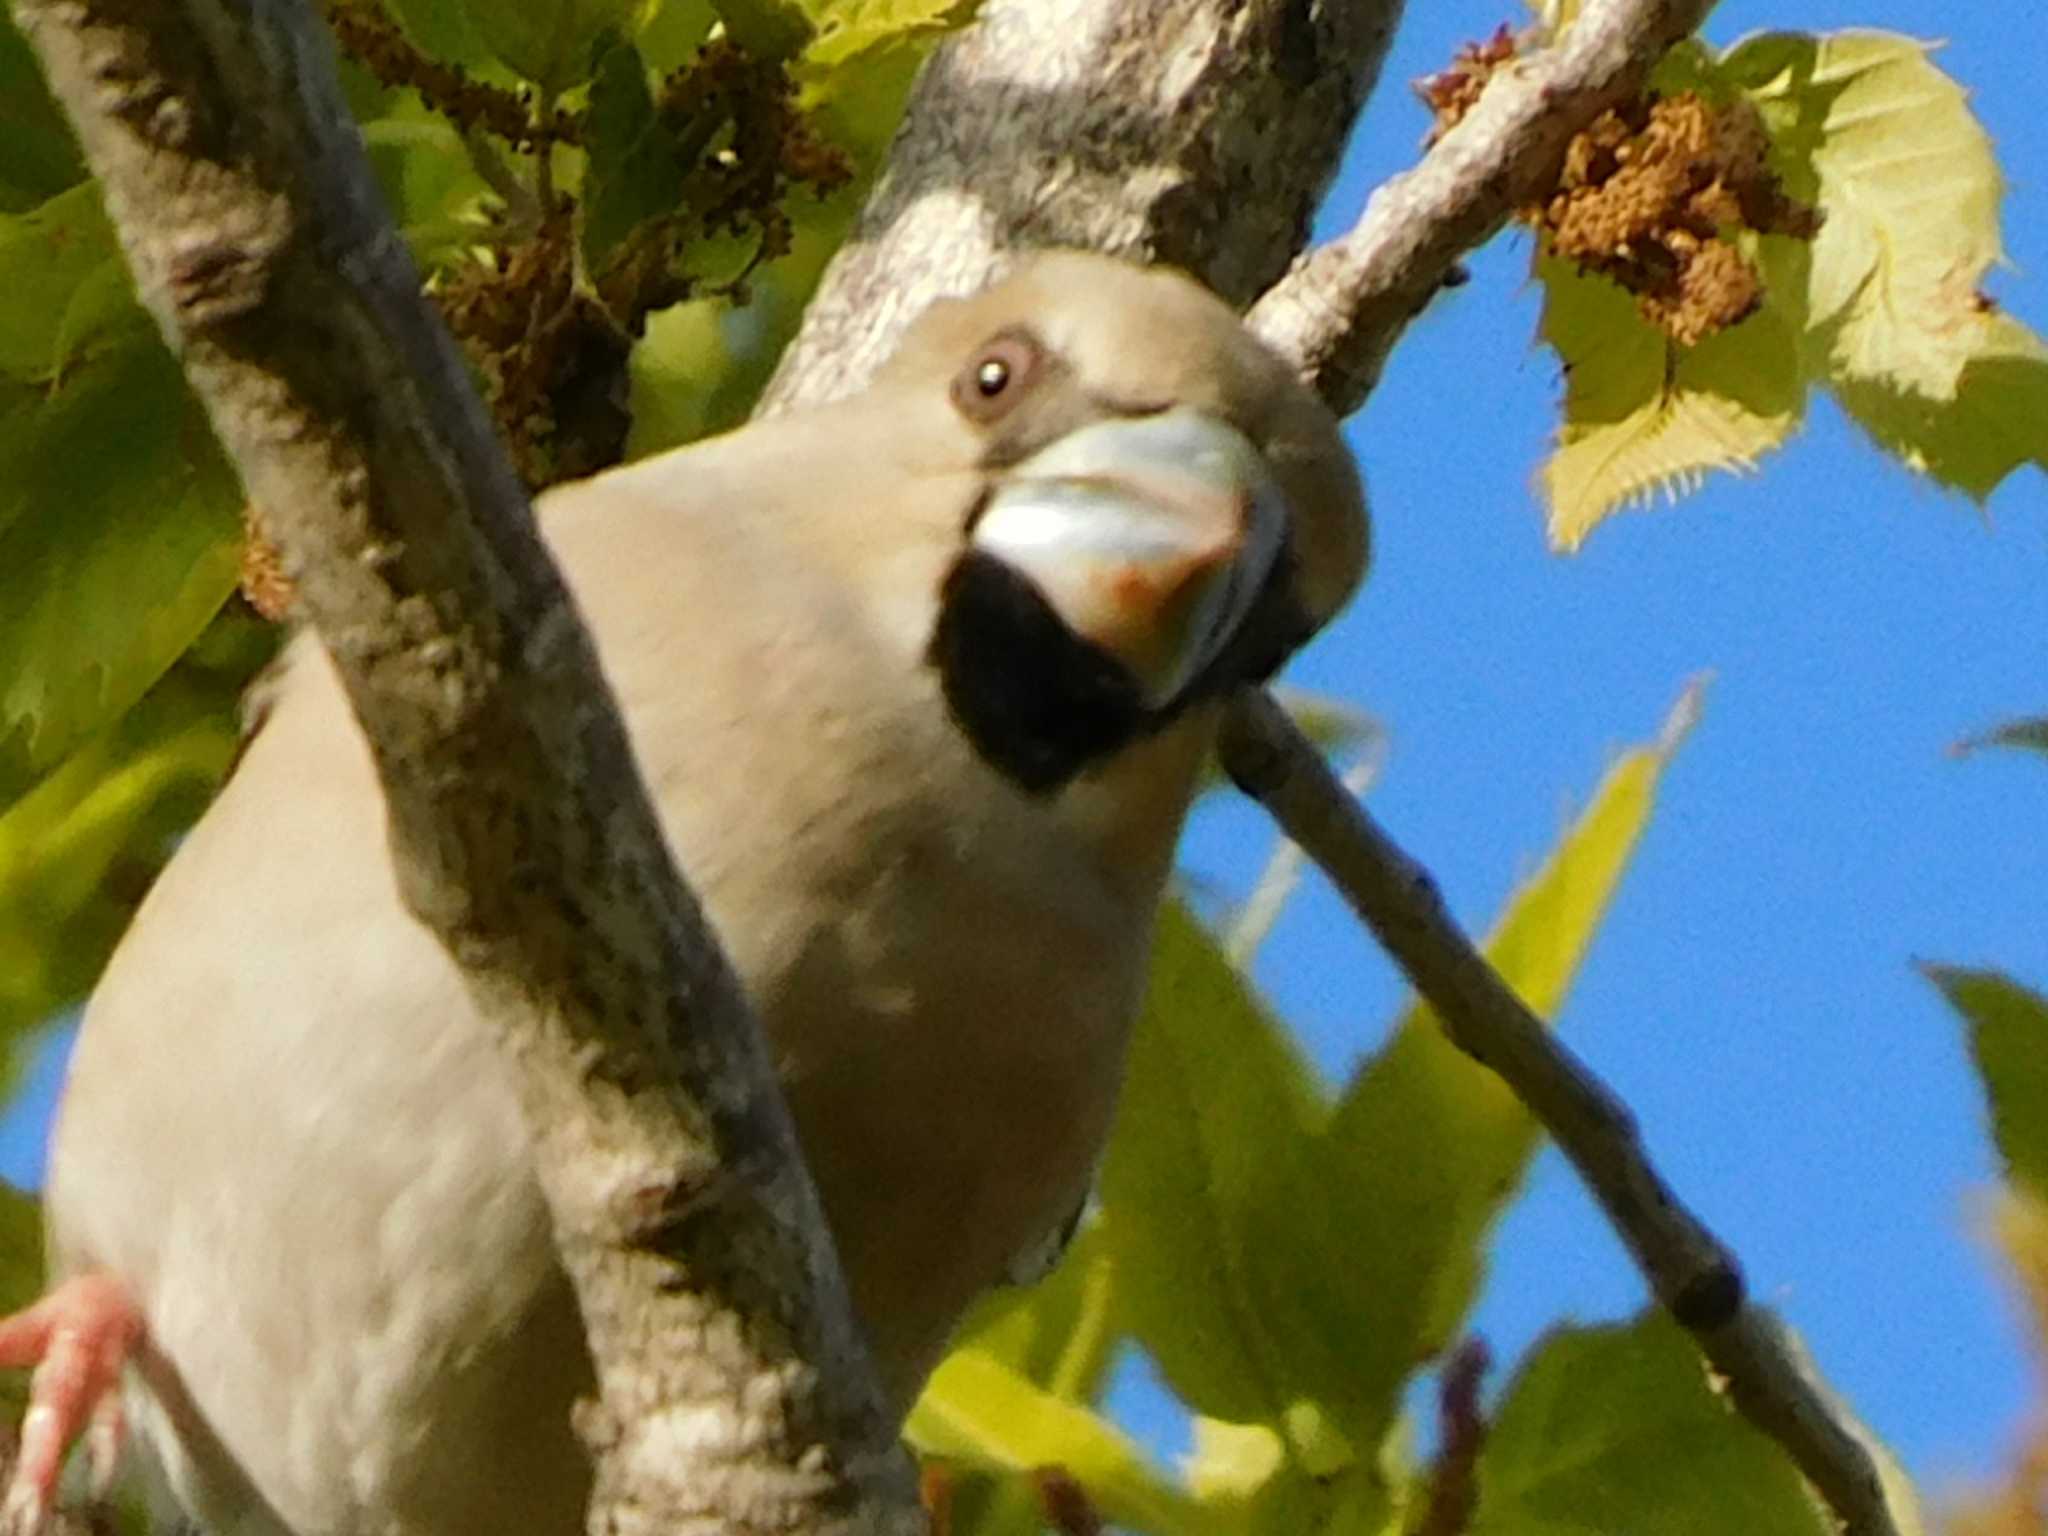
[1420, 32, 1821, 347]
[1537, 93, 1820, 345]
[251, 6, 859, 611]
[1415, 23, 1520, 139]
[323, 1, 581, 148]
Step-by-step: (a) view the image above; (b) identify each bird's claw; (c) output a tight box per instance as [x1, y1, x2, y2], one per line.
[0, 1275, 143, 1536]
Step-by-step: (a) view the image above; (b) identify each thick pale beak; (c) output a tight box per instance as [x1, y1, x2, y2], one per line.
[970, 408, 1288, 708]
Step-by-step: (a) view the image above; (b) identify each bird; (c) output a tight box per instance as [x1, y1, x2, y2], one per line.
[0, 251, 1367, 1536]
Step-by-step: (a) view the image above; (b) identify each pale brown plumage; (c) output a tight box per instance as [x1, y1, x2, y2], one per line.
[19, 253, 1366, 1536]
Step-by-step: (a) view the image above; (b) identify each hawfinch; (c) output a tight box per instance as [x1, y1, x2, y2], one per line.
[0, 252, 1366, 1536]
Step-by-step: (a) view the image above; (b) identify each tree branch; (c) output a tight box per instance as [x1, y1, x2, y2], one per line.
[15, 2, 918, 1532]
[774, 0, 1907, 1530]
[1217, 691, 1903, 1536]
[1248, 0, 1715, 414]
[759, 0, 1407, 414]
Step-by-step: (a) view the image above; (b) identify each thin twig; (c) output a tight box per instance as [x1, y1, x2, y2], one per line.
[1411, 1337, 1490, 1536]
[1226, 741, 1384, 967]
[1248, 0, 1715, 414]
[1217, 689, 1903, 1536]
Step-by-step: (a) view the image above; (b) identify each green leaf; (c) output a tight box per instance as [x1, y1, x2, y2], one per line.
[800, 0, 977, 69]
[0, 14, 83, 213]
[1953, 715, 2048, 761]
[713, 0, 814, 61]
[1182, 1417, 1349, 1536]
[360, 114, 492, 275]
[1728, 30, 2048, 498]
[0, 182, 149, 385]
[0, 1179, 41, 1416]
[0, 343, 243, 795]
[1828, 312, 2048, 498]
[581, 31, 685, 270]
[0, 609, 268, 1096]
[1320, 684, 1701, 1447]
[1927, 965, 2048, 1202]
[1537, 240, 1806, 552]
[1472, 1313, 1831, 1536]
[927, 1226, 1125, 1536]
[908, 1347, 1215, 1536]
[1096, 899, 1340, 1436]
[462, 0, 636, 90]
[373, 0, 490, 67]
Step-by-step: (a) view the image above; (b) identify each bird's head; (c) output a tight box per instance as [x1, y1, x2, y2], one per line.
[869, 252, 1368, 797]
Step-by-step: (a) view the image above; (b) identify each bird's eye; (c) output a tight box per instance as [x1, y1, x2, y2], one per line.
[952, 329, 1042, 422]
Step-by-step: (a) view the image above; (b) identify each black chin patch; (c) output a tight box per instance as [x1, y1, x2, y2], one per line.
[929, 550, 1151, 795]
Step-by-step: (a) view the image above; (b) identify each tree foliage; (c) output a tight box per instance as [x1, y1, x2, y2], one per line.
[0, 0, 2043, 1532]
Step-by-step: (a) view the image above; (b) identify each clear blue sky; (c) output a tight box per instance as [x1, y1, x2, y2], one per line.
[1174, 0, 2048, 1496]
[4, 0, 2043, 1507]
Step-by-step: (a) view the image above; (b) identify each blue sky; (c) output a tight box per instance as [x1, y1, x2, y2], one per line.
[4, 0, 2043, 1510]
[1174, 0, 2048, 1497]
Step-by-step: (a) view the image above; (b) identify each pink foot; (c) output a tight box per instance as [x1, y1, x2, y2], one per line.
[0, 1275, 143, 1535]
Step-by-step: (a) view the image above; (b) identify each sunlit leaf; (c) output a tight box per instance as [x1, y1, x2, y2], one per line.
[1928, 965, 2048, 1202]
[1538, 242, 1805, 551]
[1319, 683, 1701, 1448]
[0, 343, 242, 795]
[927, 1226, 1123, 1536]
[1471, 1314, 1831, 1535]
[1096, 900, 1336, 1436]
[1729, 30, 2048, 498]
[800, 0, 977, 69]
[908, 1347, 1215, 1536]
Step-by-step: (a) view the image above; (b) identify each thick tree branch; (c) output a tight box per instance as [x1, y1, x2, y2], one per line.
[1249, 0, 1714, 413]
[759, 0, 1406, 414]
[1217, 691, 1903, 1536]
[16, 2, 918, 1533]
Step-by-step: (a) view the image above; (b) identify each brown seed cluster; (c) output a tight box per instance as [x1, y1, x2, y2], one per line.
[1419, 28, 1822, 348]
[322, 1, 580, 148]
[1536, 93, 1820, 345]
[249, 11, 859, 613]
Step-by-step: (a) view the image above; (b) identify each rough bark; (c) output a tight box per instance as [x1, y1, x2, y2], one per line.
[759, 0, 1406, 414]
[15, 2, 918, 1533]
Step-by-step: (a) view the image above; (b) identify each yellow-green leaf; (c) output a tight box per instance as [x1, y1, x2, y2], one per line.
[1928, 965, 2048, 1202]
[1472, 1314, 1832, 1536]
[1096, 899, 1337, 1436]
[1776, 33, 1997, 395]
[926, 1225, 1123, 1536]
[1727, 30, 2048, 497]
[1538, 243, 1805, 551]
[800, 0, 976, 69]
[908, 1347, 1215, 1536]
[1319, 683, 1701, 1448]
